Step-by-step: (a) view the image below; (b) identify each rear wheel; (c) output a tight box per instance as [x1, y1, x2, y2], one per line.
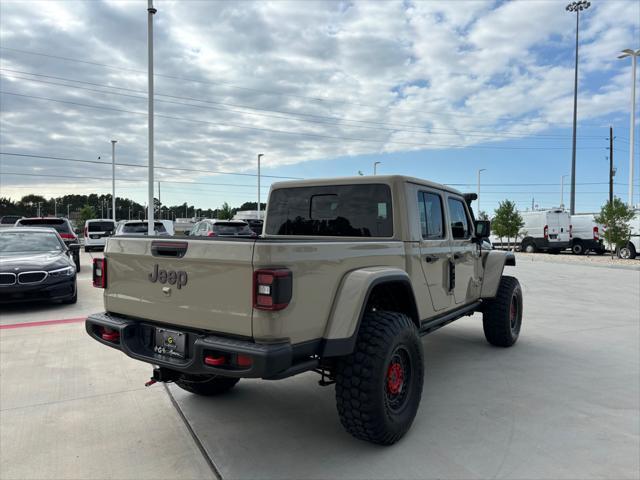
[335, 310, 424, 445]
[522, 240, 536, 253]
[483, 276, 523, 347]
[175, 374, 239, 396]
[617, 243, 637, 260]
[571, 241, 584, 255]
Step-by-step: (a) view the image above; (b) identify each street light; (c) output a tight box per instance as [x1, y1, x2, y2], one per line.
[566, 0, 590, 215]
[560, 174, 569, 208]
[618, 48, 640, 207]
[111, 140, 117, 221]
[257, 153, 264, 218]
[477, 169, 486, 213]
[373, 161, 381, 175]
[147, 0, 156, 236]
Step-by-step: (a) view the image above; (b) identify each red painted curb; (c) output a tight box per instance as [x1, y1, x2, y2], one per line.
[0, 317, 86, 330]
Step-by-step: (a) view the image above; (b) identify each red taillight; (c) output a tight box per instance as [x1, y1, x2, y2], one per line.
[93, 258, 107, 288]
[543, 225, 549, 239]
[207, 231, 217, 237]
[253, 268, 292, 311]
[60, 233, 76, 240]
[236, 354, 253, 367]
[593, 226, 599, 240]
[101, 327, 120, 342]
[204, 355, 226, 366]
[569, 224, 573, 239]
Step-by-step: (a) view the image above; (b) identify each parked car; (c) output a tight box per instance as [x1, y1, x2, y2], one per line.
[87, 175, 521, 445]
[115, 220, 174, 236]
[518, 209, 571, 253]
[569, 213, 605, 255]
[617, 210, 640, 259]
[190, 219, 257, 237]
[0, 215, 23, 229]
[84, 219, 116, 252]
[14, 217, 81, 271]
[0, 228, 78, 304]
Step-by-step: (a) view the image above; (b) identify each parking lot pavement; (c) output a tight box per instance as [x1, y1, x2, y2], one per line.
[0, 251, 213, 480]
[170, 260, 640, 480]
[1, 252, 638, 480]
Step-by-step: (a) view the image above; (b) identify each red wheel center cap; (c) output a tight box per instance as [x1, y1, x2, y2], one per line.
[387, 362, 404, 394]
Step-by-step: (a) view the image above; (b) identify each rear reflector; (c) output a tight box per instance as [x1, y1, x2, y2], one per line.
[253, 268, 292, 311]
[593, 226, 599, 240]
[204, 355, 226, 366]
[543, 225, 549, 239]
[98, 326, 120, 342]
[60, 233, 76, 240]
[93, 258, 107, 288]
[236, 355, 253, 367]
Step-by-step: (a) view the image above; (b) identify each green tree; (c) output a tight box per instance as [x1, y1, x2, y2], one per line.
[478, 210, 489, 220]
[492, 200, 524, 250]
[78, 205, 97, 234]
[218, 202, 234, 220]
[594, 198, 635, 258]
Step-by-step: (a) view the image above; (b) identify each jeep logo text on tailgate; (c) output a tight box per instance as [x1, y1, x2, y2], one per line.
[148, 264, 188, 289]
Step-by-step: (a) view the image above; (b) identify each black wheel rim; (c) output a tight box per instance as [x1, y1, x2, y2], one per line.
[509, 293, 520, 333]
[385, 346, 412, 413]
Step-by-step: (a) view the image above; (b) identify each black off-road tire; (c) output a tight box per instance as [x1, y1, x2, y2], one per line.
[335, 310, 424, 445]
[483, 276, 523, 348]
[175, 374, 239, 396]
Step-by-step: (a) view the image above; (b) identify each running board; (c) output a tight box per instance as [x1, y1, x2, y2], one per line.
[418, 301, 482, 336]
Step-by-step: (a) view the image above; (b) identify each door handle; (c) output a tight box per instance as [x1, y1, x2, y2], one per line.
[424, 255, 438, 263]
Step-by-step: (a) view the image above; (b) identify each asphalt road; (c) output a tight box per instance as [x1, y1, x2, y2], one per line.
[1, 251, 639, 479]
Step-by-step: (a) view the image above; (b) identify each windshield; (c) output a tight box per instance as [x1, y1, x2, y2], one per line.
[212, 223, 253, 235]
[121, 222, 167, 234]
[0, 231, 63, 253]
[17, 218, 71, 233]
[88, 222, 116, 232]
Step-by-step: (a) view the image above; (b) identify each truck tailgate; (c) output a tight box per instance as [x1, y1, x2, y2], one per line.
[104, 237, 255, 337]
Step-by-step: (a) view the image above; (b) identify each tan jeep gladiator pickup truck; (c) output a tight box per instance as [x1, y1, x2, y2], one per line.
[87, 175, 522, 445]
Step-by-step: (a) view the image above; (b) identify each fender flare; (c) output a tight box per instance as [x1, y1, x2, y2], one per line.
[480, 250, 515, 298]
[321, 267, 418, 357]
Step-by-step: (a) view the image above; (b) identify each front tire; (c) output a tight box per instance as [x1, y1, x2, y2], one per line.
[335, 310, 424, 445]
[483, 276, 523, 347]
[571, 241, 584, 255]
[175, 374, 239, 396]
[617, 243, 637, 260]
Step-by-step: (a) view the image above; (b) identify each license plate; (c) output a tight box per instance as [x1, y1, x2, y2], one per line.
[154, 328, 187, 359]
[90, 234, 101, 239]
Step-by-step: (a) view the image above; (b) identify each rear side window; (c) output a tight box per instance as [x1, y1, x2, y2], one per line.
[212, 223, 253, 235]
[266, 184, 393, 237]
[88, 222, 115, 232]
[447, 198, 471, 239]
[418, 192, 445, 239]
[122, 222, 166, 234]
[1, 216, 20, 225]
[17, 218, 71, 233]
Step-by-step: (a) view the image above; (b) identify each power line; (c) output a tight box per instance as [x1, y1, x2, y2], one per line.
[0, 152, 300, 179]
[0, 46, 614, 128]
[0, 68, 611, 141]
[0, 91, 608, 151]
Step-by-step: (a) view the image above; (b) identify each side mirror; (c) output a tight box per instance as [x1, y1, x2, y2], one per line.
[475, 220, 490, 239]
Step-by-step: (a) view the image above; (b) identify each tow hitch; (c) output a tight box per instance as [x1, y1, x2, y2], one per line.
[145, 367, 180, 386]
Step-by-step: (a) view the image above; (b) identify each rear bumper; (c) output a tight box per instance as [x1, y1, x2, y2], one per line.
[86, 312, 301, 379]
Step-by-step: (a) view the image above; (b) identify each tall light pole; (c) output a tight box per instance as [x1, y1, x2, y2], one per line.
[477, 169, 486, 214]
[373, 161, 381, 175]
[37, 202, 41, 216]
[111, 140, 117, 220]
[566, 0, 590, 215]
[560, 174, 569, 208]
[54, 198, 57, 217]
[257, 153, 264, 218]
[67, 204, 70, 218]
[618, 49, 639, 207]
[147, 0, 156, 235]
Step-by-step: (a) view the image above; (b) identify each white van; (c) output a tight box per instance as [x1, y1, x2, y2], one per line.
[569, 214, 605, 255]
[519, 209, 571, 253]
[618, 210, 640, 259]
[83, 219, 116, 252]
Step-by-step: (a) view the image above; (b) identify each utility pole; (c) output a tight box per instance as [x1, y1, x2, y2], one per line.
[128, 206, 131, 220]
[101, 201, 104, 219]
[67, 204, 70, 218]
[37, 202, 41, 217]
[374, 161, 381, 175]
[158, 181, 161, 219]
[560, 175, 569, 208]
[147, 0, 156, 236]
[257, 154, 264, 218]
[566, 1, 591, 215]
[477, 168, 486, 214]
[54, 198, 57, 217]
[531, 197, 535, 211]
[111, 140, 117, 221]
[609, 126, 614, 204]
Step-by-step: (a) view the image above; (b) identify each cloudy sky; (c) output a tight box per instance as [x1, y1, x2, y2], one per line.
[0, 0, 638, 214]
